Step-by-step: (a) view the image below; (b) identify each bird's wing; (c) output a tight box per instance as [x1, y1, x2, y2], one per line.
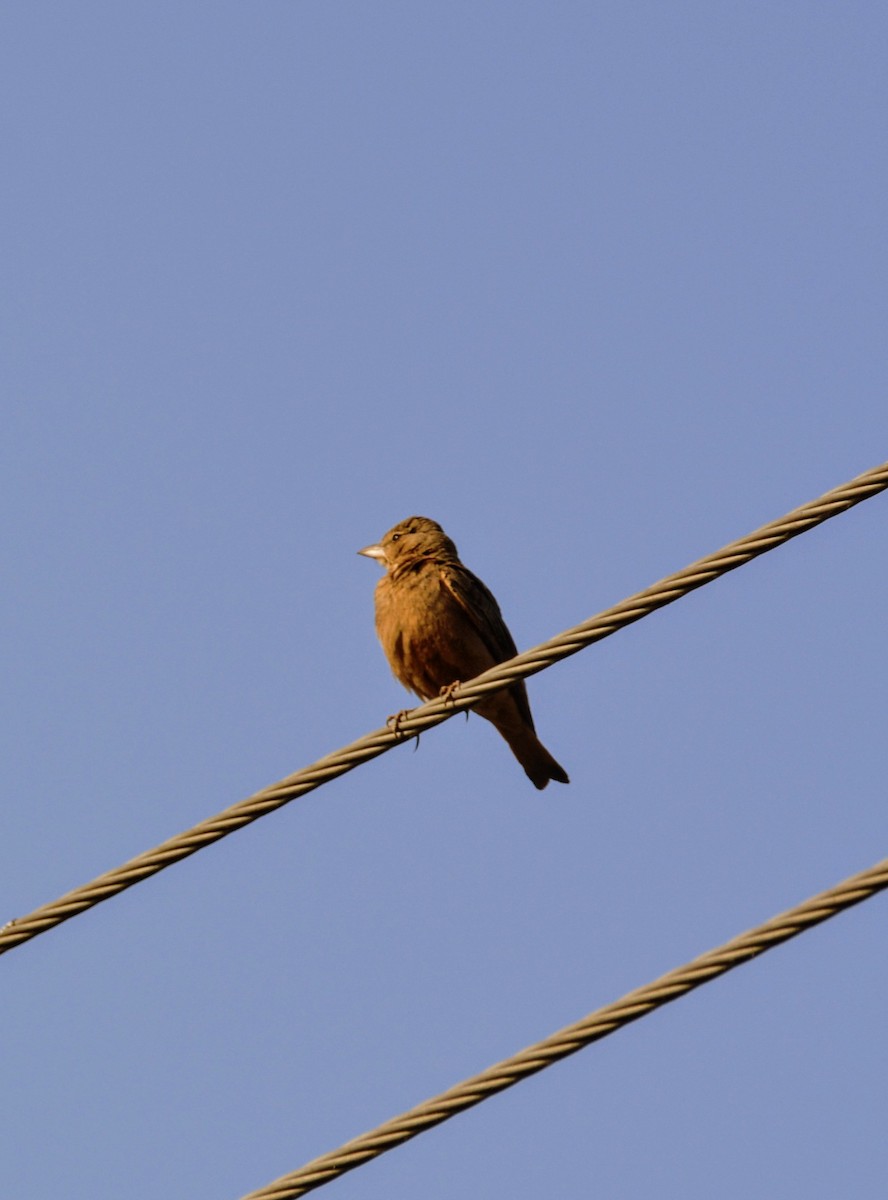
[439, 564, 517, 660]
[438, 564, 535, 727]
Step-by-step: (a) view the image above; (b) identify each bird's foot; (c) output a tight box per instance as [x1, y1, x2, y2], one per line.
[439, 681, 469, 720]
[387, 709, 412, 737]
[384, 710, 422, 748]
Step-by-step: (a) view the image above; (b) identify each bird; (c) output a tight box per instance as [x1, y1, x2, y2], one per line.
[359, 516, 568, 790]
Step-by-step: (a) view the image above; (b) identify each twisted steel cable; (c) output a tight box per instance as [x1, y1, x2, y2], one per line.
[238, 856, 888, 1199]
[1, 460, 886, 957]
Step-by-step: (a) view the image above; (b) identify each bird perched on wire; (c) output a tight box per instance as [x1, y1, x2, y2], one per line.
[359, 516, 569, 790]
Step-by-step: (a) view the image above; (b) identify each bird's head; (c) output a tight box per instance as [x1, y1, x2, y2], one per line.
[358, 516, 459, 574]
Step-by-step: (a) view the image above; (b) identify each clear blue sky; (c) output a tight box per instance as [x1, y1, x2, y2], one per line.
[2, 4, 886, 1198]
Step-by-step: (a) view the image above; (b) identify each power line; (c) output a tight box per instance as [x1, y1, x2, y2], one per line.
[1, 460, 886, 957]
[236, 854, 888, 1199]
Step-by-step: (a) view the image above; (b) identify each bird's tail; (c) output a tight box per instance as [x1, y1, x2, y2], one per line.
[500, 726, 570, 790]
[475, 689, 569, 790]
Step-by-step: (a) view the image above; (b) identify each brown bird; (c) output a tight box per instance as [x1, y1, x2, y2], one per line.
[359, 516, 569, 790]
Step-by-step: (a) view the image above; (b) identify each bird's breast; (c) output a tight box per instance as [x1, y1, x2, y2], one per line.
[373, 567, 494, 700]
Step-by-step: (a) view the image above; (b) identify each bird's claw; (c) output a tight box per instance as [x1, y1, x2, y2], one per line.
[387, 709, 412, 738]
[439, 681, 469, 720]
[387, 709, 422, 752]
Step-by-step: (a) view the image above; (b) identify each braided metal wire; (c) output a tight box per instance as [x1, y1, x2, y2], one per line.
[1, 460, 886, 956]
[238, 856, 888, 1199]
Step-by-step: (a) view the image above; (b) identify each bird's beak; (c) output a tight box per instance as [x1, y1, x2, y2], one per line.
[358, 543, 387, 563]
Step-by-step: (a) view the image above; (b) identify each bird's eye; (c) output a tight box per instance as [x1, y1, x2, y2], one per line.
[391, 533, 400, 542]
